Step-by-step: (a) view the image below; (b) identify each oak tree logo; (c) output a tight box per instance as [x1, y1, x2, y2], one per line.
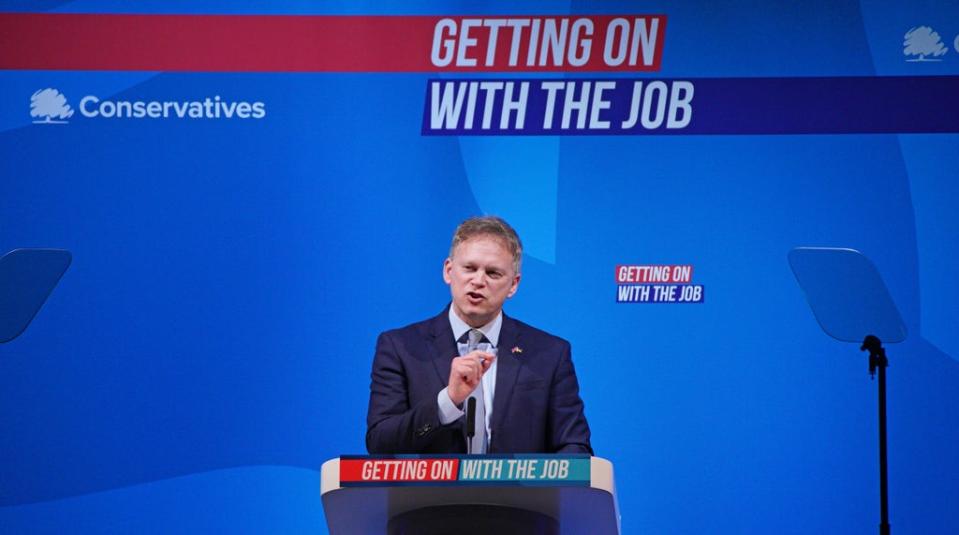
[30, 88, 74, 124]
[903, 26, 948, 62]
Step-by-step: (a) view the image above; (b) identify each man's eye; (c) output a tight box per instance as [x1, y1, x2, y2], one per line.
[488, 272, 501, 278]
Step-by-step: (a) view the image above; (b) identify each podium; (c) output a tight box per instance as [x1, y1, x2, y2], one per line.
[321, 455, 620, 534]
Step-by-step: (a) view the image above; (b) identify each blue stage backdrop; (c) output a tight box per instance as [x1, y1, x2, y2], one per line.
[2, 1, 958, 533]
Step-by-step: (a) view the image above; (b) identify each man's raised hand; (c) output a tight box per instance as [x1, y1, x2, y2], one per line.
[447, 351, 496, 406]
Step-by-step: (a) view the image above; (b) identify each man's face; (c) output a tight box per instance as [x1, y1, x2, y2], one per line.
[444, 235, 520, 327]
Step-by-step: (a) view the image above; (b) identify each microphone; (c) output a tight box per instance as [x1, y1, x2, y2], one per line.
[465, 397, 476, 454]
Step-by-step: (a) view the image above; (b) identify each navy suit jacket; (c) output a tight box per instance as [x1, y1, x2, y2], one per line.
[366, 307, 592, 454]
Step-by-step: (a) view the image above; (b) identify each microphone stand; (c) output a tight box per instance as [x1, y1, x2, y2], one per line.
[465, 397, 477, 455]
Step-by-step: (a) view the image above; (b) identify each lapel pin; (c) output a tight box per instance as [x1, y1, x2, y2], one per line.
[511, 346, 523, 354]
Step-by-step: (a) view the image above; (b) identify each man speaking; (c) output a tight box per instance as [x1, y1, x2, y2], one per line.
[366, 216, 592, 454]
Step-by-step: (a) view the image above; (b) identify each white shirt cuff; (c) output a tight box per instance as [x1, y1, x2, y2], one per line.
[437, 387, 464, 425]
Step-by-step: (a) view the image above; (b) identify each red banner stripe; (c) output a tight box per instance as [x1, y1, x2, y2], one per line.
[339, 458, 460, 482]
[0, 13, 665, 72]
[0, 14, 433, 72]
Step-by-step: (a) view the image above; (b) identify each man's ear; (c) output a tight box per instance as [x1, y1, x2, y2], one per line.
[507, 273, 521, 298]
[442, 257, 453, 284]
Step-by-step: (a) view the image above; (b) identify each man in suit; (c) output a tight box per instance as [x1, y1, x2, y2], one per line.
[366, 216, 592, 454]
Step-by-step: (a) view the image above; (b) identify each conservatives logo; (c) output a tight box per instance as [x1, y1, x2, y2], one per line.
[30, 88, 266, 124]
[904, 26, 948, 61]
[31, 88, 74, 124]
[901, 25, 959, 62]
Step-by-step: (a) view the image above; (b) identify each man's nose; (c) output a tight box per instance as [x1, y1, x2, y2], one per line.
[470, 272, 487, 286]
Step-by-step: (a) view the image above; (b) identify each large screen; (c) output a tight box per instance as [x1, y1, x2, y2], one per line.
[2, 2, 958, 533]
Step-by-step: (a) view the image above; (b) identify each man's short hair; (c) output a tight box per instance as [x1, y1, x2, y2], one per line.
[449, 216, 523, 274]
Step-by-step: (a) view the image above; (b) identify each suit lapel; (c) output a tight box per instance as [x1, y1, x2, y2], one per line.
[491, 313, 522, 431]
[428, 307, 458, 387]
